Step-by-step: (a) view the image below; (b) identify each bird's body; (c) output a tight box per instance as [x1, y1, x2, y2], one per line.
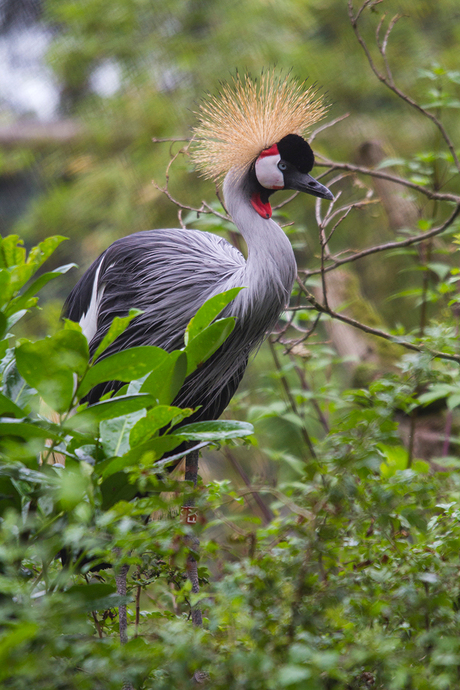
[65, 72, 333, 430]
[65, 170, 297, 419]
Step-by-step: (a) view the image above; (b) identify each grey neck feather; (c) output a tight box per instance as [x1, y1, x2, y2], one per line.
[222, 168, 297, 323]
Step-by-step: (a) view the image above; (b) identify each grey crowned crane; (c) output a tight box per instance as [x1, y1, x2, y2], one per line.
[65, 73, 333, 441]
[64, 71, 333, 635]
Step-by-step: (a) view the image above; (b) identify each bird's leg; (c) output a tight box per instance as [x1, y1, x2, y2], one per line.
[184, 448, 203, 627]
[114, 547, 130, 644]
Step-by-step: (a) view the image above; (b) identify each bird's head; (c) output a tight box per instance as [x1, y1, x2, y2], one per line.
[251, 133, 333, 219]
[192, 71, 333, 219]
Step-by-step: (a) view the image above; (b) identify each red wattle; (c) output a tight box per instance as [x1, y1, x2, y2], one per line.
[251, 193, 272, 219]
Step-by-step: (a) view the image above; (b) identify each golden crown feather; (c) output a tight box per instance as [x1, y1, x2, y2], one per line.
[191, 71, 328, 182]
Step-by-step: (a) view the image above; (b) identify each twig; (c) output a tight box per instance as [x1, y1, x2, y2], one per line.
[316, 155, 460, 203]
[268, 339, 318, 459]
[236, 486, 313, 521]
[135, 584, 141, 637]
[296, 280, 460, 364]
[224, 447, 273, 525]
[287, 350, 330, 433]
[348, 0, 460, 172]
[309, 113, 351, 142]
[91, 611, 103, 639]
[302, 203, 460, 277]
[151, 136, 192, 143]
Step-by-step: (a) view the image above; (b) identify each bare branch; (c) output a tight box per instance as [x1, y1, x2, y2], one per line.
[309, 113, 351, 143]
[316, 155, 460, 203]
[348, 0, 460, 173]
[152, 136, 192, 143]
[303, 203, 460, 277]
[296, 279, 460, 364]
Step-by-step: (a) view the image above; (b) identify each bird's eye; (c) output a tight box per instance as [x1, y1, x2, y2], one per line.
[278, 161, 287, 171]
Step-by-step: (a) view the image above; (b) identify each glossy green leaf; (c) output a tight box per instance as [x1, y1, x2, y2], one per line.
[15, 330, 89, 413]
[0, 312, 7, 340]
[91, 308, 143, 362]
[5, 264, 76, 317]
[100, 436, 183, 479]
[0, 393, 25, 418]
[171, 419, 254, 440]
[0, 235, 26, 269]
[0, 418, 63, 443]
[184, 317, 235, 376]
[26, 236, 67, 270]
[100, 408, 146, 457]
[140, 350, 187, 405]
[64, 393, 157, 432]
[184, 287, 243, 345]
[129, 405, 194, 448]
[77, 345, 168, 399]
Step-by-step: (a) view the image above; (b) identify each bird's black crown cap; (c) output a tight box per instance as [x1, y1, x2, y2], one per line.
[277, 133, 315, 174]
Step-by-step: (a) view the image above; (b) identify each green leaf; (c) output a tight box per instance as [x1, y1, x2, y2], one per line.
[5, 264, 76, 317]
[379, 444, 409, 477]
[0, 235, 26, 268]
[99, 471, 139, 509]
[100, 436, 183, 478]
[64, 393, 157, 432]
[26, 236, 67, 272]
[0, 312, 7, 339]
[447, 392, 460, 410]
[418, 384, 454, 406]
[129, 405, 193, 448]
[0, 418, 63, 443]
[184, 287, 243, 345]
[100, 408, 146, 457]
[15, 331, 89, 413]
[171, 419, 254, 441]
[184, 317, 235, 376]
[91, 308, 143, 361]
[0, 393, 25, 418]
[376, 157, 406, 169]
[278, 664, 311, 686]
[2, 362, 37, 413]
[77, 345, 168, 399]
[66, 583, 116, 602]
[0, 476, 21, 514]
[140, 350, 187, 405]
[65, 583, 131, 610]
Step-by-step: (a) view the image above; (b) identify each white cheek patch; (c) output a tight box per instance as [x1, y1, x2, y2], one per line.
[255, 153, 284, 190]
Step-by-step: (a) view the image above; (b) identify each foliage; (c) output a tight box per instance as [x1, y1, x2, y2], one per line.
[2, 235, 460, 689]
[3, 1, 460, 689]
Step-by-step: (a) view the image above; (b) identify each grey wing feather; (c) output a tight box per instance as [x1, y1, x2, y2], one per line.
[64, 228, 248, 418]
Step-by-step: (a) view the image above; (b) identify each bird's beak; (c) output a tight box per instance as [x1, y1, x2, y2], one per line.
[286, 171, 334, 200]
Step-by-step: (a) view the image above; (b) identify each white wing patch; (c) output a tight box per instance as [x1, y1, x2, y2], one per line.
[79, 260, 105, 343]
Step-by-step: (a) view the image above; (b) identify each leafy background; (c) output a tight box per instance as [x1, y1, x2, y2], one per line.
[2, 0, 460, 688]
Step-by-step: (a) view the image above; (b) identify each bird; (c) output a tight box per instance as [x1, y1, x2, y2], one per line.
[64, 71, 333, 447]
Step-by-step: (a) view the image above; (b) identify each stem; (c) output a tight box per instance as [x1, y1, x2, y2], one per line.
[268, 339, 317, 460]
[91, 611, 103, 639]
[135, 584, 141, 637]
[407, 410, 416, 469]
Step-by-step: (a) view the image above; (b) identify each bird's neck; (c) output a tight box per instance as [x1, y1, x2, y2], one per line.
[223, 169, 297, 319]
